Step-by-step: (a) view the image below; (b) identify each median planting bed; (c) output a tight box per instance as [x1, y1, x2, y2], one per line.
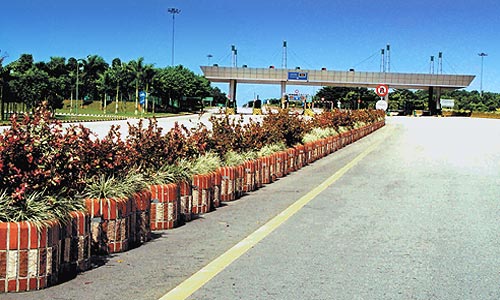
[0, 105, 384, 292]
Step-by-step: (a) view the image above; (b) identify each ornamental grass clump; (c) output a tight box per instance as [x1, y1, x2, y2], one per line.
[188, 152, 222, 174]
[257, 142, 287, 157]
[83, 171, 147, 200]
[0, 188, 85, 225]
[302, 127, 338, 143]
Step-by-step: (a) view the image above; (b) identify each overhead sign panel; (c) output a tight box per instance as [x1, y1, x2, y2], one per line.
[440, 98, 455, 108]
[288, 72, 308, 81]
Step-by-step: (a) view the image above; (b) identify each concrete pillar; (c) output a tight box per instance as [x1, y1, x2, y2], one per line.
[428, 86, 434, 115]
[436, 87, 442, 115]
[280, 81, 287, 109]
[229, 79, 237, 106]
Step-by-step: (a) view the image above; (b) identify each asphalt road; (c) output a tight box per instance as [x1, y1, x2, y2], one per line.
[4, 116, 500, 300]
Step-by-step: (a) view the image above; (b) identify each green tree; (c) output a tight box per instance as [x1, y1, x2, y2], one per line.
[81, 55, 108, 102]
[7, 54, 49, 111]
[127, 57, 145, 115]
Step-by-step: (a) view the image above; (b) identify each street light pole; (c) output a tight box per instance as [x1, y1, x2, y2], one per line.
[75, 61, 80, 115]
[168, 8, 181, 66]
[478, 52, 488, 97]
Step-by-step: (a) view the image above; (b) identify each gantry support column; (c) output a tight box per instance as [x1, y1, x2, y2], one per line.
[435, 87, 442, 115]
[280, 81, 287, 109]
[229, 79, 237, 107]
[428, 86, 435, 115]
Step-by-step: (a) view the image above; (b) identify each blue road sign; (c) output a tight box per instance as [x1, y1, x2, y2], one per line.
[139, 91, 146, 105]
[288, 72, 308, 81]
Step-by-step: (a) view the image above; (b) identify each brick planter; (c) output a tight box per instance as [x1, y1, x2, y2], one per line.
[243, 160, 256, 193]
[274, 152, 285, 178]
[287, 148, 297, 173]
[130, 190, 151, 246]
[260, 155, 274, 184]
[150, 183, 180, 231]
[211, 171, 222, 209]
[304, 142, 315, 164]
[218, 166, 236, 202]
[235, 164, 245, 199]
[85, 197, 132, 254]
[295, 144, 306, 169]
[254, 158, 263, 189]
[0, 220, 60, 292]
[191, 174, 213, 214]
[179, 181, 193, 222]
[59, 211, 91, 280]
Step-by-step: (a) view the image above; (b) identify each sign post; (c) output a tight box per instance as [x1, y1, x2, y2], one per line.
[375, 84, 389, 112]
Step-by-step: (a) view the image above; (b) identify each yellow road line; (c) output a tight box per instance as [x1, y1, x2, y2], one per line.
[159, 128, 390, 300]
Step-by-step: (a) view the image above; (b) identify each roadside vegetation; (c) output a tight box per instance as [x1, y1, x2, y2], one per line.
[0, 103, 384, 223]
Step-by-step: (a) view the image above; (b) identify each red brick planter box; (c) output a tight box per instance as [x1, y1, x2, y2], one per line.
[235, 164, 245, 199]
[218, 166, 236, 202]
[0, 220, 60, 292]
[59, 211, 91, 279]
[254, 158, 263, 189]
[287, 148, 297, 173]
[85, 197, 132, 254]
[260, 155, 274, 184]
[179, 181, 193, 222]
[192, 174, 213, 214]
[274, 152, 285, 178]
[243, 160, 256, 193]
[294, 144, 306, 169]
[150, 183, 180, 231]
[130, 190, 152, 246]
[211, 171, 222, 209]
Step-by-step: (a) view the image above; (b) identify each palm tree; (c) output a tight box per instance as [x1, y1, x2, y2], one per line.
[142, 64, 156, 112]
[127, 57, 145, 115]
[110, 58, 124, 114]
[82, 55, 108, 102]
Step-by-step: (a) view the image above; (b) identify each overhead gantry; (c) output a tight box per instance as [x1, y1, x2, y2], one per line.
[200, 66, 475, 114]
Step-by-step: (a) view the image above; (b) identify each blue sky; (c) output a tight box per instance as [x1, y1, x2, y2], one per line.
[2, 0, 499, 104]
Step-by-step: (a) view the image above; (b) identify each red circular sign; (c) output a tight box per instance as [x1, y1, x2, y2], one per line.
[376, 84, 389, 97]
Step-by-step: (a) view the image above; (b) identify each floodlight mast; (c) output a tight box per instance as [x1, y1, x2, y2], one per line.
[168, 8, 181, 66]
[478, 52, 488, 97]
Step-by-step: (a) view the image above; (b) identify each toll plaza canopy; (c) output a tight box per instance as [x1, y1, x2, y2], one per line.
[200, 66, 475, 90]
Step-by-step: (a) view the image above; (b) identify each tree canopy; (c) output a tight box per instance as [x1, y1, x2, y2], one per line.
[0, 54, 227, 119]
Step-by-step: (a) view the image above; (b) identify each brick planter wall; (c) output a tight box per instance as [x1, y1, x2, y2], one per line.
[211, 171, 222, 209]
[235, 164, 245, 199]
[254, 158, 263, 189]
[179, 181, 193, 222]
[218, 166, 236, 202]
[243, 160, 256, 193]
[192, 174, 213, 215]
[131, 191, 152, 246]
[260, 156, 274, 184]
[85, 197, 132, 254]
[59, 211, 91, 281]
[150, 183, 180, 230]
[0, 221, 60, 292]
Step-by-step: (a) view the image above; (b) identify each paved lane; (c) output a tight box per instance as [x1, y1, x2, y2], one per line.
[186, 117, 500, 300]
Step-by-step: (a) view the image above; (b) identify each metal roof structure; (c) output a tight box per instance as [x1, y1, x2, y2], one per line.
[200, 66, 475, 90]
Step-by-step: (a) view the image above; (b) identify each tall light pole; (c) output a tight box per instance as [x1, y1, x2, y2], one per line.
[75, 59, 84, 114]
[207, 54, 213, 65]
[478, 52, 488, 97]
[168, 8, 181, 66]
